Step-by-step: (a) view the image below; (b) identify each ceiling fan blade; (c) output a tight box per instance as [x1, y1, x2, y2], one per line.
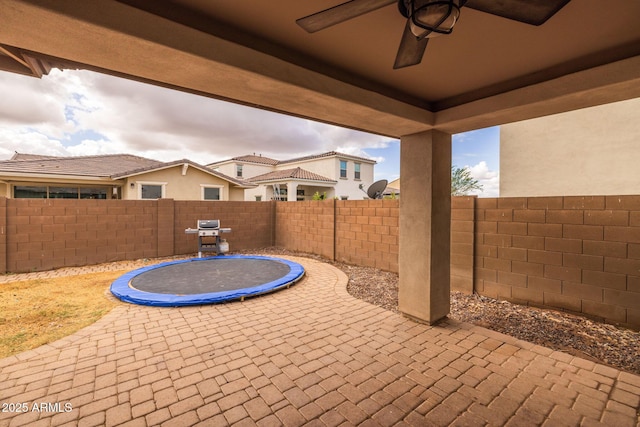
[297, 0, 396, 33]
[393, 20, 429, 69]
[464, 0, 571, 26]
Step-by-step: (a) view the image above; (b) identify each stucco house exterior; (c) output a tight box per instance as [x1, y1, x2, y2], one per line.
[0, 152, 253, 200]
[500, 97, 640, 197]
[208, 151, 376, 201]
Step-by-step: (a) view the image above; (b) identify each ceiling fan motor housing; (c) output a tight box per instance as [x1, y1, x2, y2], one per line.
[399, 0, 461, 39]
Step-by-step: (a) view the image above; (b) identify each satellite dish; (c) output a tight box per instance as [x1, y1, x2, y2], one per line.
[367, 180, 388, 199]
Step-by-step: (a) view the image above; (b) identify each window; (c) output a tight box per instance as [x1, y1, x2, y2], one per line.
[339, 160, 347, 178]
[203, 186, 221, 200]
[354, 163, 361, 180]
[141, 184, 163, 199]
[14, 186, 46, 198]
[80, 188, 107, 199]
[236, 164, 243, 178]
[13, 185, 110, 199]
[49, 186, 79, 199]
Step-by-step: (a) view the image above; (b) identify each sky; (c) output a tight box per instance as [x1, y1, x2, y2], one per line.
[0, 69, 500, 197]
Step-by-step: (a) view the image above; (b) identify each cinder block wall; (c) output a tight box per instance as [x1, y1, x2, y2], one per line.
[274, 200, 335, 260]
[3, 196, 637, 328]
[274, 198, 474, 285]
[451, 196, 475, 293]
[6, 199, 159, 272]
[174, 201, 274, 254]
[335, 199, 399, 272]
[0, 197, 8, 274]
[3, 199, 274, 273]
[475, 196, 640, 329]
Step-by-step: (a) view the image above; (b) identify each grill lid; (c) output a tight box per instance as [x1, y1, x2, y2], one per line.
[197, 219, 220, 229]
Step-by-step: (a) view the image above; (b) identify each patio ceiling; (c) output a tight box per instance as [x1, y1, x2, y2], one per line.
[1, 0, 639, 137]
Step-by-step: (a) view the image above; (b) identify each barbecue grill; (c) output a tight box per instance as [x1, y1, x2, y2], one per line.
[185, 219, 231, 257]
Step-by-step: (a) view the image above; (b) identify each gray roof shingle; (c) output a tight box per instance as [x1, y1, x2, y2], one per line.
[0, 153, 163, 177]
[10, 153, 61, 161]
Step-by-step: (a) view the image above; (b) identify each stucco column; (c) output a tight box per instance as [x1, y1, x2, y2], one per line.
[287, 183, 298, 202]
[398, 130, 451, 324]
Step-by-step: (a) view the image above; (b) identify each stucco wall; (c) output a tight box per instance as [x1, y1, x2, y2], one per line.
[126, 166, 231, 200]
[213, 162, 273, 181]
[501, 98, 640, 197]
[333, 160, 374, 200]
[278, 157, 336, 177]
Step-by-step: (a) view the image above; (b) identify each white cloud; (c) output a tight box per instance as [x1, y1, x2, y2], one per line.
[334, 145, 385, 163]
[0, 76, 66, 127]
[0, 69, 391, 164]
[0, 128, 68, 159]
[0, 68, 499, 193]
[465, 161, 499, 197]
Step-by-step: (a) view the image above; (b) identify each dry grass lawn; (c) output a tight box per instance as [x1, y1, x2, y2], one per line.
[0, 271, 122, 358]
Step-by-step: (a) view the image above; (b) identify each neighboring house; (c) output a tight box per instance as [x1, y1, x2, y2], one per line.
[385, 178, 400, 198]
[500, 97, 640, 197]
[208, 151, 376, 201]
[0, 152, 254, 201]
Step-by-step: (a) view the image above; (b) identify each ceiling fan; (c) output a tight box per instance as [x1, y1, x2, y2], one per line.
[296, 0, 571, 69]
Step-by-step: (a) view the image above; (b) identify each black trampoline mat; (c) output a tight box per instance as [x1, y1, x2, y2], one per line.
[130, 258, 292, 295]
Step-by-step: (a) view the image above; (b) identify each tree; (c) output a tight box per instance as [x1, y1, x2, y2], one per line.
[311, 191, 326, 200]
[451, 165, 482, 196]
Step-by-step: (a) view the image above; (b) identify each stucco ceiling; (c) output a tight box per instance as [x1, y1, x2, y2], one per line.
[1, 0, 640, 137]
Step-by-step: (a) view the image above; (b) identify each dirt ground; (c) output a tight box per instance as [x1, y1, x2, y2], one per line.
[341, 262, 640, 375]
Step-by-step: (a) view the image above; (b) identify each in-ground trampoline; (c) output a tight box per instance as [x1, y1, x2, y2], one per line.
[110, 255, 305, 307]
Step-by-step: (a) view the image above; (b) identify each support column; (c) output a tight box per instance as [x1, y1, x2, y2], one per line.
[398, 130, 452, 324]
[287, 183, 298, 202]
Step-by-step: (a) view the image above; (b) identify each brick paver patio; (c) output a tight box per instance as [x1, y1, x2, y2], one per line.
[1, 256, 639, 426]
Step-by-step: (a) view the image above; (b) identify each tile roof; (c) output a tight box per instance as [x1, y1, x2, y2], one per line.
[208, 154, 280, 166]
[209, 151, 376, 166]
[0, 153, 255, 187]
[10, 153, 61, 161]
[278, 151, 376, 165]
[248, 167, 336, 183]
[0, 153, 163, 177]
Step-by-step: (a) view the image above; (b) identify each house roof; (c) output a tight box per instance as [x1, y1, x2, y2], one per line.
[210, 151, 376, 167]
[10, 153, 62, 161]
[248, 167, 336, 184]
[278, 151, 376, 165]
[112, 159, 255, 188]
[0, 153, 255, 187]
[233, 155, 279, 165]
[207, 154, 279, 167]
[0, 153, 163, 177]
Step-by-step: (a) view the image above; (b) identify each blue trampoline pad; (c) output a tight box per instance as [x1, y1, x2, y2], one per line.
[110, 255, 305, 307]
